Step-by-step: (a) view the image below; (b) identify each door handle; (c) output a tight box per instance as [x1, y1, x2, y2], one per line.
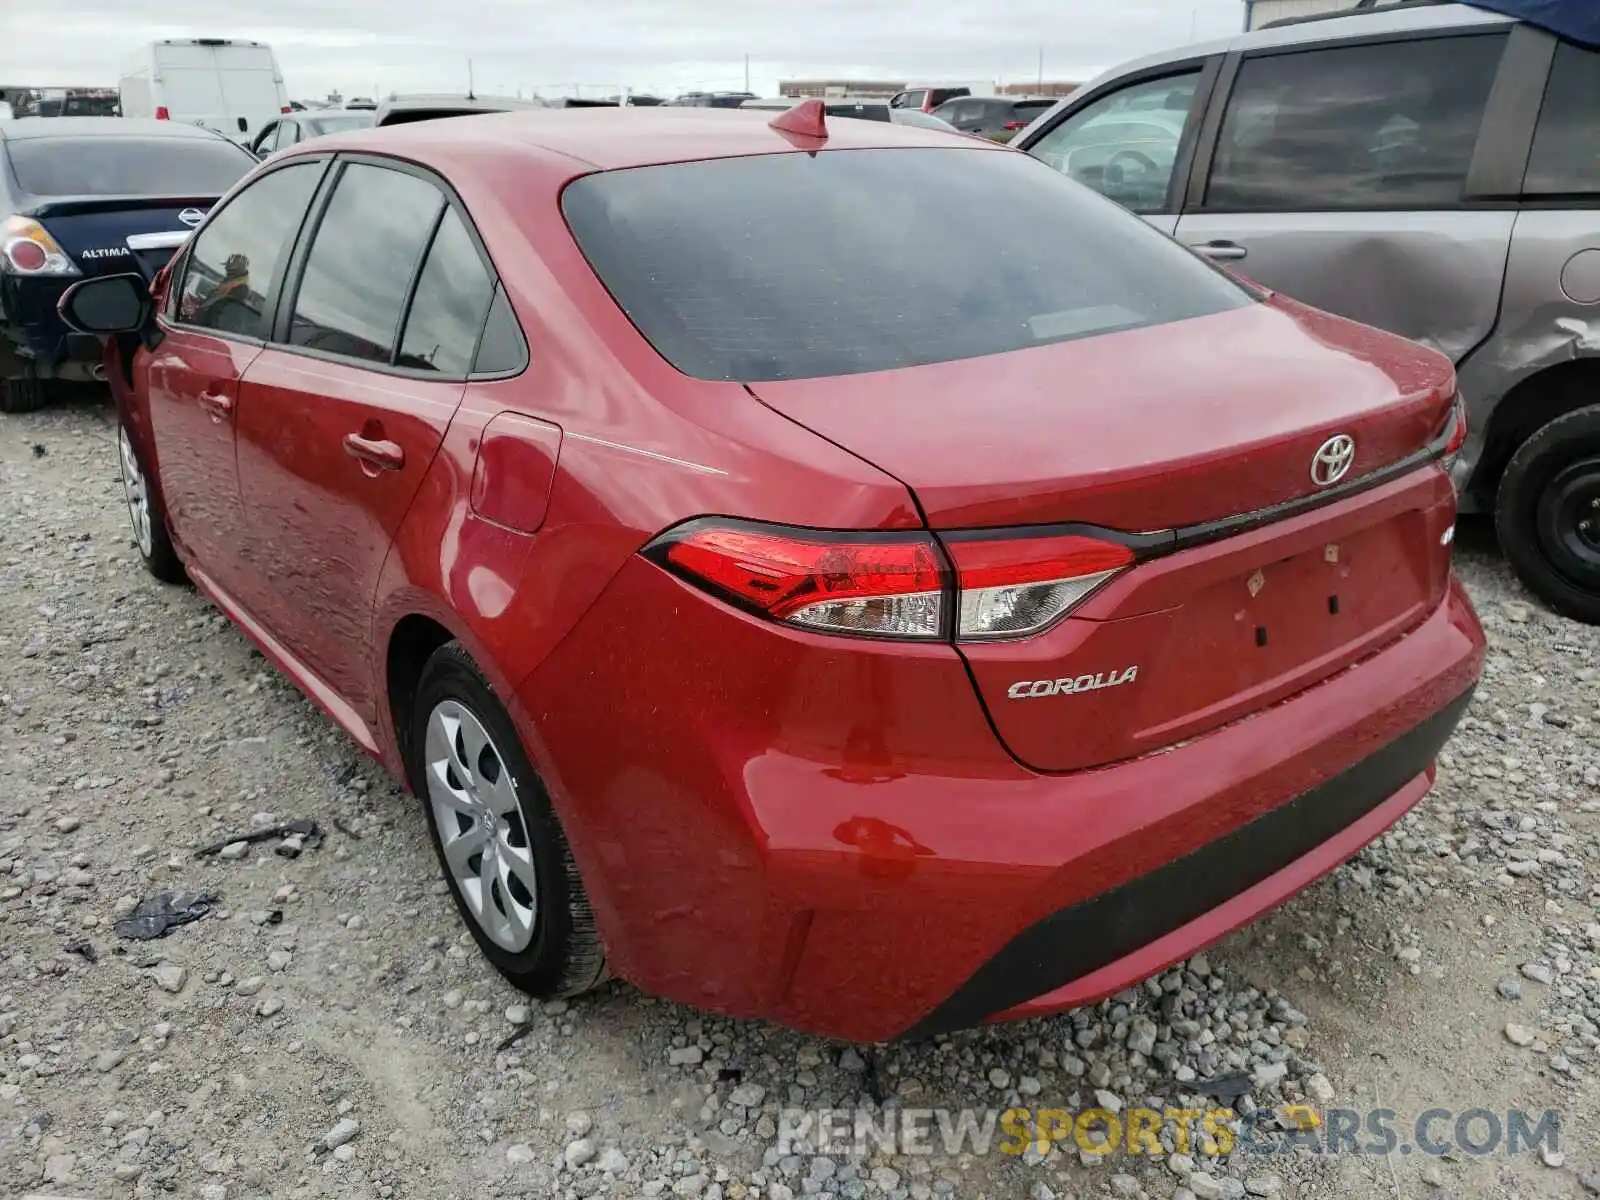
[343, 433, 405, 472]
[197, 389, 233, 421]
[1191, 240, 1248, 261]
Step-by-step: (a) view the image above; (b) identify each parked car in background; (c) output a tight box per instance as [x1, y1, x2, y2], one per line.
[665, 91, 756, 108]
[930, 95, 1057, 142]
[1015, 0, 1600, 624]
[119, 39, 289, 145]
[61, 106, 1480, 1041]
[0, 117, 254, 412]
[250, 109, 376, 157]
[373, 93, 546, 127]
[889, 84, 973, 112]
[741, 97, 960, 132]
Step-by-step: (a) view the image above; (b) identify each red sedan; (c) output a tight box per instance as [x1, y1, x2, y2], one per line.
[61, 103, 1484, 1043]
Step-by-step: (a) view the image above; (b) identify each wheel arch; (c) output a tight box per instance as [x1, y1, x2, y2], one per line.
[1472, 358, 1600, 508]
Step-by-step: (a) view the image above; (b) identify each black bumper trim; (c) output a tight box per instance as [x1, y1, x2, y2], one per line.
[898, 686, 1475, 1041]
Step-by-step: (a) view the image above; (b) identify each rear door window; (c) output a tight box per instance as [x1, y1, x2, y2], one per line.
[1525, 40, 1600, 195]
[6, 136, 254, 196]
[1203, 33, 1507, 210]
[396, 208, 495, 374]
[563, 147, 1250, 382]
[285, 162, 443, 363]
[175, 161, 323, 339]
[1027, 72, 1202, 213]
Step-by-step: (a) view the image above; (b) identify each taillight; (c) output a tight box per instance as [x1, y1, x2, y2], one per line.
[945, 533, 1133, 639]
[646, 520, 1139, 642]
[1433, 393, 1468, 463]
[281, 105, 292, 113]
[155, 106, 170, 120]
[651, 521, 945, 639]
[1, 216, 80, 277]
[1003, 120, 1026, 131]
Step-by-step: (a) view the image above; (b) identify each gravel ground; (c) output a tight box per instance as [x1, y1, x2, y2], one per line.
[1, 399, 1598, 1200]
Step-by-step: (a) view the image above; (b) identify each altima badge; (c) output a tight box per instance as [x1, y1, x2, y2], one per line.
[1311, 434, 1356, 487]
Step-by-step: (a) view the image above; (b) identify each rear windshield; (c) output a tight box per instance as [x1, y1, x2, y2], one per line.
[563, 148, 1251, 381]
[306, 114, 375, 136]
[7, 136, 254, 197]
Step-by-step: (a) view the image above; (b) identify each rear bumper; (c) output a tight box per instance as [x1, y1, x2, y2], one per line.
[0, 276, 100, 377]
[519, 563, 1484, 1043]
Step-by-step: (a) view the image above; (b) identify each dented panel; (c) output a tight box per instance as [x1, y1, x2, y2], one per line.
[1453, 210, 1600, 508]
[1173, 210, 1517, 363]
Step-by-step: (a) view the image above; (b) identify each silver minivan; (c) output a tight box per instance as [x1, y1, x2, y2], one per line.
[1016, 1, 1600, 624]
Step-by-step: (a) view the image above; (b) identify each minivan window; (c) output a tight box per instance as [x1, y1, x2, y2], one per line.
[7, 136, 254, 197]
[287, 163, 443, 364]
[1204, 34, 1506, 211]
[397, 208, 495, 374]
[563, 148, 1251, 382]
[1029, 72, 1201, 213]
[1525, 40, 1600, 195]
[175, 161, 322, 340]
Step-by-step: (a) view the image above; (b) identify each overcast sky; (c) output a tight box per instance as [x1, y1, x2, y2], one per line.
[4, 0, 1246, 100]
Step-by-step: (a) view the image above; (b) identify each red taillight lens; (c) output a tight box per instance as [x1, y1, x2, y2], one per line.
[281, 104, 293, 114]
[7, 239, 47, 272]
[155, 106, 170, 120]
[946, 534, 1134, 640]
[654, 522, 945, 639]
[1442, 393, 1468, 458]
[1003, 120, 1026, 131]
[648, 520, 1140, 642]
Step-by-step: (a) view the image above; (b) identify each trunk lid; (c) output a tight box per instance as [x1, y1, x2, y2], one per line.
[749, 298, 1460, 772]
[746, 298, 1454, 532]
[30, 196, 212, 281]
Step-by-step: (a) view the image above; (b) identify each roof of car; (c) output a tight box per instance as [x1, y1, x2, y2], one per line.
[0, 116, 227, 142]
[313, 104, 1006, 171]
[1073, 1, 1512, 95]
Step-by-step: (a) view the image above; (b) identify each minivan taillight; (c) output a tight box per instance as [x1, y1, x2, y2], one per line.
[646, 520, 1139, 642]
[155, 106, 170, 120]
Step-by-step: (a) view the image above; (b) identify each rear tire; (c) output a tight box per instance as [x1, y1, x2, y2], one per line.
[0, 372, 50, 414]
[1495, 404, 1600, 625]
[117, 416, 186, 584]
[408, 643, 606, 998]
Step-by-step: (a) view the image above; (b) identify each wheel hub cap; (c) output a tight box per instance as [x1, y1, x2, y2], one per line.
[424, 700, 537, 952]
[1536, 456, 1600, 587]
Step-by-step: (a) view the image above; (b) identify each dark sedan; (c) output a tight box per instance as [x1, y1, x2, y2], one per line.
[249, 109, 376, 157]
[0, 117, 255, 412]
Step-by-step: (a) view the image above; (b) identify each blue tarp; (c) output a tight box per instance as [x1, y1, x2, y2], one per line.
[1468, 0, 1600, 47]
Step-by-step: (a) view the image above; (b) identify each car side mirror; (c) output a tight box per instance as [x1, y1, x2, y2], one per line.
[58, 273, 152, 335]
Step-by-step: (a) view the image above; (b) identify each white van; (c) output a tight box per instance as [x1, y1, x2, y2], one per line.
[119, 39, 289, 144]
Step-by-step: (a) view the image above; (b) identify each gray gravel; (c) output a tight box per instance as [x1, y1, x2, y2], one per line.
[1, 401, 1598, 1199]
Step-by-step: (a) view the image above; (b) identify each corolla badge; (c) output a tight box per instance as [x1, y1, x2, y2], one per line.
[178, 208, 208, 228]
[1007, 667, 1138, 699]
[1311, 434, 1355, 487]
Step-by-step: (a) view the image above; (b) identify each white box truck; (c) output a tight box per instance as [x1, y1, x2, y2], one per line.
[120, 39, 289, 144]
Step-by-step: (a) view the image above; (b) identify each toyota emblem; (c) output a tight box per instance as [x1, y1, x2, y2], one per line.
[178, 208, 208, 228]
[1310, 434, 1355, 487]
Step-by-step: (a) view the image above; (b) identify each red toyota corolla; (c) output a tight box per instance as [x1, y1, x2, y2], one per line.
[60, 103, 1484, 1043]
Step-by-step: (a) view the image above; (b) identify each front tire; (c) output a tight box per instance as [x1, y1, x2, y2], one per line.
[117, 417, 186, 584]
[408, 643, 606, 998]
[1495, 404, 1600, 625]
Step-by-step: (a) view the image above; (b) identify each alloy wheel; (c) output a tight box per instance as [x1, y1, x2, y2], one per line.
[118, 425, 154, 558]
[424, 699, 539, 952]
